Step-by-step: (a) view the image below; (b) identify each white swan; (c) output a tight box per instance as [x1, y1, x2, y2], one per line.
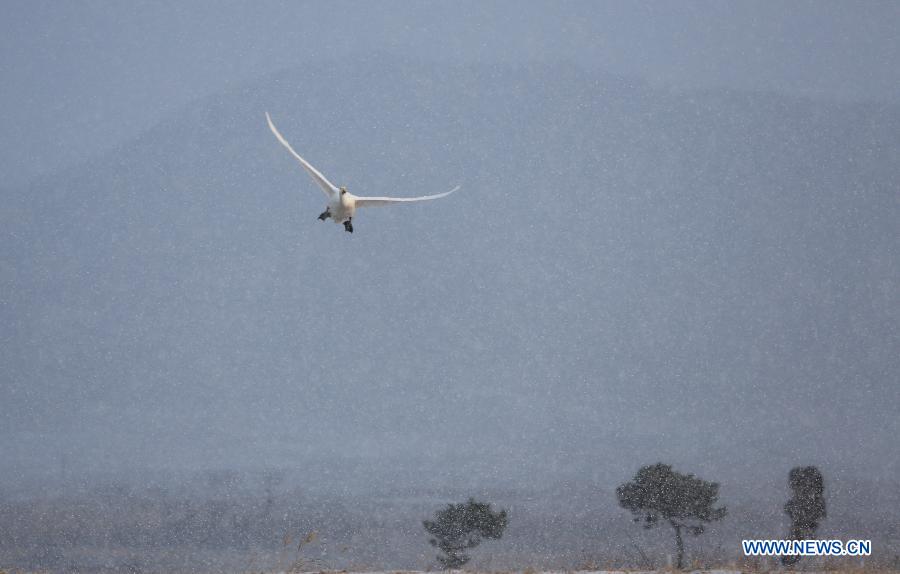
[266, 112, 458, 233]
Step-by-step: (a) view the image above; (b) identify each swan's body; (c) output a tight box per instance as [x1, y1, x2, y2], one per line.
[266, 112, 458, 233]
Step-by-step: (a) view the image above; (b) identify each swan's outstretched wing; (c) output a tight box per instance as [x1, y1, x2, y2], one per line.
[265, 112, 338, 198]
[354, 185, 459, 208]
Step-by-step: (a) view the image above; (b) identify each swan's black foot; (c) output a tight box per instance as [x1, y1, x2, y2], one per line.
[318, 210, 330, 221]
[343, 220, 353, 233]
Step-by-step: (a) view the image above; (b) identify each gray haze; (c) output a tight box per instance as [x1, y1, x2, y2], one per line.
[1, 2, 899, 572]
[3, 0, 900, 187]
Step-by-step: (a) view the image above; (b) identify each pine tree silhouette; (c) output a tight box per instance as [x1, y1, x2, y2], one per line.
[423, 498, 508, 568]
[781, 466, 826, 566]
[617, 463, 727, 569]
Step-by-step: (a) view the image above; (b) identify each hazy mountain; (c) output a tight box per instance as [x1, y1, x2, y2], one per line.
[2, 56, 897, 500]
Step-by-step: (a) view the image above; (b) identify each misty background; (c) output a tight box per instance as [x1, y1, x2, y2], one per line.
[1, 1, 899, 572]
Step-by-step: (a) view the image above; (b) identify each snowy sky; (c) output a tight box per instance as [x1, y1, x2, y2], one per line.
[3, 5, 900, 572]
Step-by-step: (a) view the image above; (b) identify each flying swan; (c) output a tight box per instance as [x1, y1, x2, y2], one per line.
[266, 112, 459, 233]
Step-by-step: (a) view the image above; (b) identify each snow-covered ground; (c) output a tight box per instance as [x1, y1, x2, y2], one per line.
[284, 571, 734, 574]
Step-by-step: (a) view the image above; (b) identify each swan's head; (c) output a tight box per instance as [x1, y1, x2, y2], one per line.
[339, 187, 347, 196]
